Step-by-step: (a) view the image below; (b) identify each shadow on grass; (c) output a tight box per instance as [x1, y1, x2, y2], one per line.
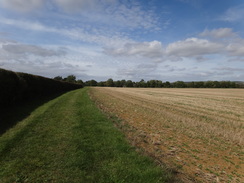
[0, 92, 66, 135]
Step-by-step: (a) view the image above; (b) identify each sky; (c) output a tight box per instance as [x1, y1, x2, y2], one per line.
[0, 0, 244, 82]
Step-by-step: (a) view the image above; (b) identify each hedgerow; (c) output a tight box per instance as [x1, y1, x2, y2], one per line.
[0, 68, 82, 108]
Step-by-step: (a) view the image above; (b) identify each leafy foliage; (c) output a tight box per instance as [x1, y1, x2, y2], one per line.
[79, 78, 242, 88]
[0, 68, 82, 109]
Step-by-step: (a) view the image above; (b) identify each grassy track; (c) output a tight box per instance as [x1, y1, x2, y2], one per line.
[0, 88, 171, 183]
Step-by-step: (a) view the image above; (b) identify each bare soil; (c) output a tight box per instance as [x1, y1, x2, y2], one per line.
[89, 87, 244, 183]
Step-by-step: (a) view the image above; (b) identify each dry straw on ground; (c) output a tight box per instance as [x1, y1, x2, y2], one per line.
[90, 87, 244, 183]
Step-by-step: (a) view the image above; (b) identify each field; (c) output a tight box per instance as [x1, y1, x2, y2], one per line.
[0, 88, 171, 182]
[89, 87, 244, 183]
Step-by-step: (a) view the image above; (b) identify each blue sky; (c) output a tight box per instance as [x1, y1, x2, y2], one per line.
[0, 0, 244, 81]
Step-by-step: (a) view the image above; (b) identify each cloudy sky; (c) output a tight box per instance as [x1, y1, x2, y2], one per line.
[0, 0, 244, 81]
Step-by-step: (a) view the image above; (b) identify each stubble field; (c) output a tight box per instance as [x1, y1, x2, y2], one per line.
[89, 87, 244, 183]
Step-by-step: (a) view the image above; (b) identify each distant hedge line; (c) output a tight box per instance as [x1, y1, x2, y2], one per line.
[0, 68, 83, 108]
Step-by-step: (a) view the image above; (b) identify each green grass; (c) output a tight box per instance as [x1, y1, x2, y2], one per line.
[0, 92, 65, 135]
[0, 88, 171, 183]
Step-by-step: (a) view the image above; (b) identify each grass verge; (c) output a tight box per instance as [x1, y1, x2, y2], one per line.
[0, 88, 171, 183]
[0, 92, 66, 135]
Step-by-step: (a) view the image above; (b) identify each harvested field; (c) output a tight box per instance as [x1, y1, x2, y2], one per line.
[89, 87, 244, 183]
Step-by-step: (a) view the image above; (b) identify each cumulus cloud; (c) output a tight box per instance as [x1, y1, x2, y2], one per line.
[104, 26, 244, 64]
[166, 38, 223, 57]
[199, 28, 244, 57]
[105, 37, 224, 62]
[0, 0, 43, 13]
[104, 34, 244, 63]
[226, 41, 244, 57]
[0, 39, 66, 62]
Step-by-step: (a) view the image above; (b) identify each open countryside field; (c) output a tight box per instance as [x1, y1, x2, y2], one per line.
[89, 87, 244, 183]
[0, 88, 171, 183]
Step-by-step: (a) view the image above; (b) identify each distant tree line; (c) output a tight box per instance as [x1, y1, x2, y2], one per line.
[54, 76, 243, 88]
[54, 75, 84, 85]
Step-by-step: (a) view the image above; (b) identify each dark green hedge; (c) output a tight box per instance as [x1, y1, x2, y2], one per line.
[0, 68, 83, 108]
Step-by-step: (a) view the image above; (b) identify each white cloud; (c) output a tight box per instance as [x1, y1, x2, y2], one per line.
[107, 3, 160, 31]
[104, 32, 244, 63]
[2, 44, 65, 57]
[0, 41, 89, 79]
[165, 38, 224, 57]
[0, 38, 67, 64]
[1, 58, 88, 79]
[226, 41, 244, 57]
[0, 17, 131, 47]
[117, 63, 158, 80]
[216, 66, 244, 72]
[219, 4, 244, 22]
[104, 41, 163, 58]
[54, 0, 98, 12]
[0, 0, 162, 32]
[199, 28, 237, 39]
[52, 0, 162, 31]
[0, 0, 43, 13]
[53, 0, 117, 12]
[199, 28, 244, 57]
[104, 25, 244, 62]
[0, 17, 56, 32]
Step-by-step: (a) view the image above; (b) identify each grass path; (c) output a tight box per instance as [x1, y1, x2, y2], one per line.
[0, 88, 170, 183]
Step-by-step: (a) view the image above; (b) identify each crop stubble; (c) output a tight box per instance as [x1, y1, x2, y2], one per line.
[89, 87, 244, 183]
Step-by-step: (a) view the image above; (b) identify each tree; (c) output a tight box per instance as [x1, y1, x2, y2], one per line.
[125, 80, 133, 87]
[120, 80, 126, 87]
[114, 80, 122, 87]
[97, 81, 106, 87]
[164, 81, 171, 88]
[147, 80, 156, 87]
[64, 75, 76, 83]
[76, 79, 84, 85]
[213, 81, 220, 88]
[156, 80, 163, 88]
[106, 78, 114, 87]
[194, 81, 205, 88]
[54, 76, 63, 81]
[85, 80, 97, 86]
[138, 79, 146, 87]
[205, 81, 214, 88]
[173, 81, 186, 88]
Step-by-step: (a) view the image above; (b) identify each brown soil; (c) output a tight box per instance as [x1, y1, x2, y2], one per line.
[89, 87, 244, 183]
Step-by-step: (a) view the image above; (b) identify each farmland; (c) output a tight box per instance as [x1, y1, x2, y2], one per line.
[0, 88, 171, 182]
[89, 87, 244, 183]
